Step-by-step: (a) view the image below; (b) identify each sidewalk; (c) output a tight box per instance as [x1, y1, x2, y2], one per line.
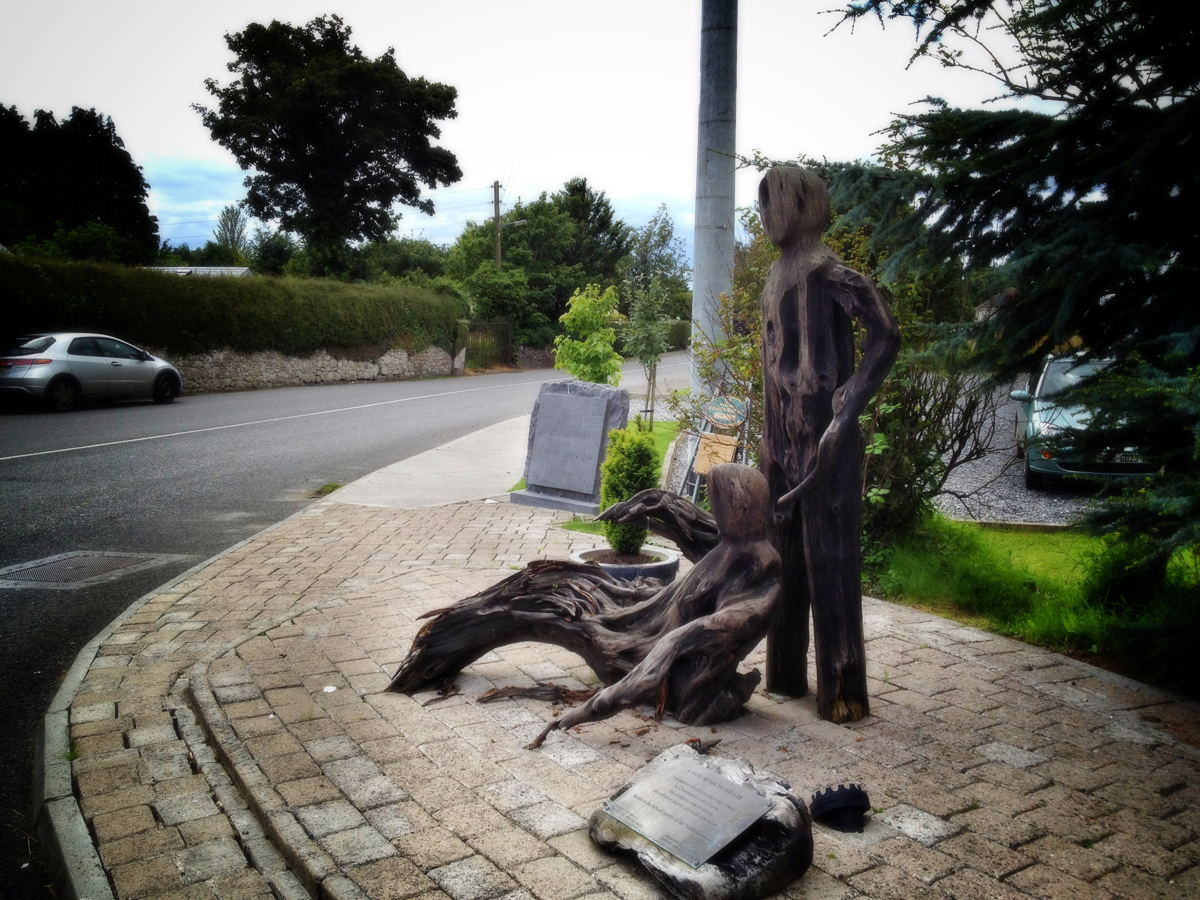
[37, 419, 1200, 900]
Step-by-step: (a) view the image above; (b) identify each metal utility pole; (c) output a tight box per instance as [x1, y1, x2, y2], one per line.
[691, 0, 737, 392]
[494, 180, 502, 270]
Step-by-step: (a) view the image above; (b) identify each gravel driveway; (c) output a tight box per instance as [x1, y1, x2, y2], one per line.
[935, 392, 1099, 526]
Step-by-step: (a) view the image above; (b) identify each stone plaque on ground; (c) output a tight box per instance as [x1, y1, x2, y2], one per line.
[511, 381, 628, 514]
[603, 756, 772, 867]
[590, 744, 813, 900]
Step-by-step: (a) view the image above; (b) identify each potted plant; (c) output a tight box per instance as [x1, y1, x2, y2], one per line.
[570, 418, 680, 581]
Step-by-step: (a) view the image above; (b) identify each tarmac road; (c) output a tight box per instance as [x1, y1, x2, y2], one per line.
[0, 353, 689, 896]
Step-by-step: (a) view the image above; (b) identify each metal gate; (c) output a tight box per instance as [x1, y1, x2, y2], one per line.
[466, 321, 514, 369]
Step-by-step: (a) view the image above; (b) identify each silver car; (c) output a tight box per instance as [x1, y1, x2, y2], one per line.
[0, 332, 183, 412]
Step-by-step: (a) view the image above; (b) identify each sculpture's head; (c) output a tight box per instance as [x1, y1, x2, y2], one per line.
[758, 166, 831, 247]
[708, 463, 770, 541]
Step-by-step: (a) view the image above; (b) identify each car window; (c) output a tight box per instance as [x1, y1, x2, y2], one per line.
[95, 338, 143, 360]
[2, 336, 56, 355]
[68, 337, 102, 356]
[1037, 359, 1109, 398]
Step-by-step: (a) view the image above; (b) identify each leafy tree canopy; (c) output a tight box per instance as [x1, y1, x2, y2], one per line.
[620, 205, 691, 319]
[832, 0, 1200, 573]
[195, 15, 461, 268]
[554, 284, 624, 386]
[554, 177, 632, 283]
[1, 104, 158, 263]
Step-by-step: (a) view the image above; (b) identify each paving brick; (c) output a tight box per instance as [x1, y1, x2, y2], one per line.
[937, 866, 1029, 900]
[156, 793, 220, 826]
[469, 824, 553, 869]
[873, 836, 958, 884]
[811, 828, 876, 878]
[295, 799, 368, 839]
[939, 831, 1032, 878]
[429, 855, 518, 900]
[1006, 862, 1115, 900]
[176, 836, 246, 884]
[953, 806, 1043, 849]
[348, 857, 438, 900]
[513, 856, 598, 900]
[847, 864, 940, 900]
[257, 751, 323, 783]
[1094, 830, 1193, 879]
[94, 804, 156, 842]
[178, 812, 234, 846]
[99, 826, 185, 868]
[112, 853, 183, 898]
[394, 827, 476, 870]
[1022, 835, 1123, 883]
[876, 804, 959, 846]
[320, 824, 399, 866]
[276, 775, 343, 808]
[509, 800, 589, 841]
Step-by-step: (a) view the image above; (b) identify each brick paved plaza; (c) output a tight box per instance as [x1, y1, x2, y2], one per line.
[48, 496, 1200, 900]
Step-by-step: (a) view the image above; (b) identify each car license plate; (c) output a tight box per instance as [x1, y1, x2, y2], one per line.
[1114, 453, 1143, 464]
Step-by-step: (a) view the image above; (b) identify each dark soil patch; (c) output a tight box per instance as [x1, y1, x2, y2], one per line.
[586, 549, 661, 565]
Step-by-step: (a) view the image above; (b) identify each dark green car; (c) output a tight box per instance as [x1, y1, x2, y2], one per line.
[1010, 355, 1154, 489]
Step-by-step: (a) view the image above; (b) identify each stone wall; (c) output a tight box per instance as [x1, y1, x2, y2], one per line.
[515, 345, 556, 370]
[164, 345, 466, 395]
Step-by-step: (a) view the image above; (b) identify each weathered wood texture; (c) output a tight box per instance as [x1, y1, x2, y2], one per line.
[598, 489, 720, 562]
[757, 167, 900, 722]
[388, 464, 780, 741]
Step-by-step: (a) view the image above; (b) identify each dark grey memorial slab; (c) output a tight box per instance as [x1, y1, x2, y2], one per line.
[511, 380, 628, 514]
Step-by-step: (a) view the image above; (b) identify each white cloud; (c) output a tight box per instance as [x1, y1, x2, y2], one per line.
[2, 0, 1016, 253]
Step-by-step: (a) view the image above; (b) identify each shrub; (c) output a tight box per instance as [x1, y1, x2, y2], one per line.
[600, 421, 660, 554]
[0, 254, 462, 357]
[554, 284, 623, 385]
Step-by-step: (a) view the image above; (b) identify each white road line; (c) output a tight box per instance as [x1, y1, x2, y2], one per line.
[0, 376, 561, 463]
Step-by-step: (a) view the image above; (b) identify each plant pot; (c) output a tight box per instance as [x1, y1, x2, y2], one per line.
[570, 546, 681, 583]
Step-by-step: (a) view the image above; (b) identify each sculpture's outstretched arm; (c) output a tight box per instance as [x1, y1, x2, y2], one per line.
[596, 489, 719, 562]
[778, 265, 900, 508]
[529, 585, 777, 747]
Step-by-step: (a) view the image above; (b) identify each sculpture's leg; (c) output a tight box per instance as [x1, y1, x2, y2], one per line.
[765, 514, 811, 698]
[803, 439, 869, 723]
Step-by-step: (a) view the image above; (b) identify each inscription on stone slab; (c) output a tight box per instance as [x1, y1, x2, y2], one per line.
[525, 393, 609, 494]
[604, 757, 772, 868]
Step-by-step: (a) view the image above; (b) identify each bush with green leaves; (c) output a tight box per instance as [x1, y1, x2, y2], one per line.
[599, 421, 660, 555]
[554, 283, 623, 385]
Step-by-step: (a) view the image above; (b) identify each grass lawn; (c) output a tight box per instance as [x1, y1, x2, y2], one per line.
[873, 515, 1200, 695]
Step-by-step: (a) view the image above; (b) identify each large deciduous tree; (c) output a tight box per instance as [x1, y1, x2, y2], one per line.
[195, 15, 461, 271]
[0, 104, 158, 263]
[836, 1, 1200, 577]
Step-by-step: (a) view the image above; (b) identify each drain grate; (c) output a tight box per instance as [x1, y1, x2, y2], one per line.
[0, 551, 191, 589]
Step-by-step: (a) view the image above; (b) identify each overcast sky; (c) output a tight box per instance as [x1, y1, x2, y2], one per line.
[3, 1, 1013, 254]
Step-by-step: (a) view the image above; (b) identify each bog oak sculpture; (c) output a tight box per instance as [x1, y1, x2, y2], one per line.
[388, 464, 780, 742]
[389, 166, 898, 729]
[757, 167, 899, 721]
[602, 168, 899, 723]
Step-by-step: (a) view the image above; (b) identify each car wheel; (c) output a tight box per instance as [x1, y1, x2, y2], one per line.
[153, 374, 177, 404]
[47, 379, 79, 413]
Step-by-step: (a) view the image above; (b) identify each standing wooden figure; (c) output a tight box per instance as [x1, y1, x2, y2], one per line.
[758, 167, 900, 722]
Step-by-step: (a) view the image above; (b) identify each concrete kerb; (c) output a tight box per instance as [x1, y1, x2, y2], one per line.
[33, 503, 329, 900]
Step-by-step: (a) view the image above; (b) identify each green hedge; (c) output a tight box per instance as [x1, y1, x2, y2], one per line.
[0, 255, 464, 357]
